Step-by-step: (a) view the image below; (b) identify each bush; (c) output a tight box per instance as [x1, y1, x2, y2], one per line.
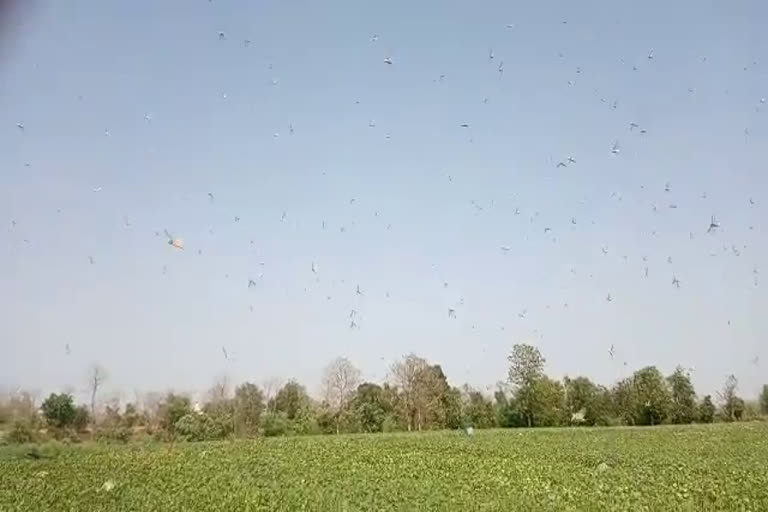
[262, 412, 289, 437]
[5, 421, 37, 444]
[94, 427, 132, 444]
[73, 406, 90, 433]
[46, 427, 81, 443]
[382, 415, 402, 433]
[174, 412, 231, 442]
[159, 394, 192, 434]
[40, 393, 76, 428]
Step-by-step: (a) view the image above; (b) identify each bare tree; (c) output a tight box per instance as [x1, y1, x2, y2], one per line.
[389, 353, 430, 431]
[88, 364, 108, 418]
[322, 357, 361, 433]
[718, 374, 743, 421]
[208, 374, 231, 404]
[262, 376, 283, 413]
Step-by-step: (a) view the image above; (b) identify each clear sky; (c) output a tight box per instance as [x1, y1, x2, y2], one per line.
[1, 0, 766, 403]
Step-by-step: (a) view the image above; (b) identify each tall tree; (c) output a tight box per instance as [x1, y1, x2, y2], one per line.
[322, 357, 361, 433]
[698, 395, 716, 423]
[530, 376, 567, 427]
[666, 367, 697, 424]
[414, 364, 454, 430]
[564, 376, 611, 426]
[270, 380, 310, 421]
[631, 366, 671, 425]
[351, 382, 389, 433]
[507, 344, 546, 427]
[209, 374, 231, 404]
[389, 354, 430, 431]
[612, 377, 638, 425]
[718, 374, 741, 422]
[233, 382, 264, 436]
[759, 385, 768, 415]
[88, 364, 108, 418]
[462, 386, 496, 428]
[262, 377, 283, 413]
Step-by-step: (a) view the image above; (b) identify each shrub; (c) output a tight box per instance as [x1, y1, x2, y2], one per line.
[40, 393, 76, 428]
[73, 406, 90, 433]
[47, 427, 81, 443]
[94, 427, 132, 444]
[262, 412, 289, 437]
[174, 412, 231, 442]
[5, 421, 37, 444]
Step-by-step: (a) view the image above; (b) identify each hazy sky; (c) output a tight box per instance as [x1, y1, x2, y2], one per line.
[1, 1, 766, 403]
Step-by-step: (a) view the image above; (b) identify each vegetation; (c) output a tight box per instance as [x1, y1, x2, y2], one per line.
[2, 424, 767, 511]
[1, 344, 766, 446]
[1, 344, 766, 509]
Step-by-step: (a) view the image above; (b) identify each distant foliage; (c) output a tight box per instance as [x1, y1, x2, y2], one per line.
[14, 346, 767, 445]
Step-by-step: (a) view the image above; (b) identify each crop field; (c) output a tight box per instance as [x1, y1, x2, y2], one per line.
[1, 423, 767, 511]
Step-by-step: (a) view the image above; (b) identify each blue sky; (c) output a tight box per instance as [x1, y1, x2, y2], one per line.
[1, 0, 766, 402]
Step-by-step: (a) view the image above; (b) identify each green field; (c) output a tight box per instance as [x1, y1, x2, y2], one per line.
[1, 423, 767, 511]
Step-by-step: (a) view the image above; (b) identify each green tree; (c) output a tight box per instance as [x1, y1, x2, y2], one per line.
[40, 393, 76, 428]
[667, 367, 697, 424]
[462, 387, 496, 428]
[351, 383, 389, 433]
[507, 344, 546, 427]
[389, 355, 457, 431]
[612, 377, 638, 425]
[159, 393, 192, 435]
[270, 380, 310, 421]
[698, 395, 716, 423]
[441, 385, 463, 430]
[379, 383, 405, 432]
[631, 366, 671, 425]
[233, 382, 264, 436]
[564, 376, 613, 426]
[530, 376, 567, 427]
[759, 385, 768, 415]
[494, 388, 526, 428]
[416, 365, 457, 430]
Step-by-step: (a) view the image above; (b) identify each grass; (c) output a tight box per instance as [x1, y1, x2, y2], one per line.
[1, 423, 767, 511]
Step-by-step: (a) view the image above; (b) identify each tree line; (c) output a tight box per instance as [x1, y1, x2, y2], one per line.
[2, 344, 767, 444]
